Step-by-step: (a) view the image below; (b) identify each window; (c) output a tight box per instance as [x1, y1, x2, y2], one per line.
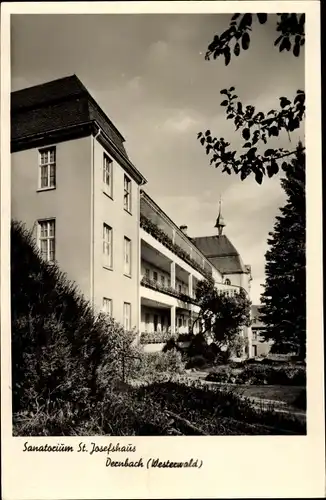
[145, 313, 150, 332]
[178, 284, 182, 293]
[38, 219, 55, 262]
[124, 237, 131, 276]
[153, 314, 158, 332]
[161, 315, 165, 332]
[167, 278, 171, 287]
[145, 268, 150, 279]
[225, 278, 231, 285]
[178, 317, 183, 328]
[160, 275, 165, 286]
[124, 175, 131, 212]
[103, 224, 113, 268]
[39, 147, 56, 189]
[103, 154, 113, 197]
[103, 298, 112, 316]
[153, 271, 158, 282]
[123, 302, 131, 331]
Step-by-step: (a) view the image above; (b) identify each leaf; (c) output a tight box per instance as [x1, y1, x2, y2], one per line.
[242, 128, 250, 140]
[220, 89, 228, 95]
[224, 49, 231, 66]
[237, 102, 243, 114]
[264, 149, 275, 157]
[247, 147, 257, 157]
[239, 14, 252, 30]
[241, 32, 250, 50]
[293, 42, 300, 57]
[266, 163, 274, 178]
[197, 132, 202, 139]
[299, 13, 305, 26]
[227, 114, 235, 119]
[280, 97, 291, 108]
[231, 13, 240, 20]
[255, 170, 263, 184]
[205, 129, 211, 136]
[220, 100, 228, 106]
[257, 13, 267, 24]
[279, 36, 290, 52]
[234, 42, 240, 56]
[294, 93, 305, 104]
[229, 86, 235, 91]
[252, 135, 259, 146]
[274, 35, 283, 46]
[200, 137, 205, 145]
[269, 126, 279, 137]
[243, 142, 251, 148]
[240, 169, 248, 181]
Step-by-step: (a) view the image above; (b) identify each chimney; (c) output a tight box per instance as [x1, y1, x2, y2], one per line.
[180, 225, 188, 235]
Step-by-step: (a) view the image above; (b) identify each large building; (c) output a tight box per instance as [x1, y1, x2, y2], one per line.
[11, 75, 253, 356]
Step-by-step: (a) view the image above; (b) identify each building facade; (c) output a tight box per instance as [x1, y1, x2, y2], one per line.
[11, 75, 254, 356]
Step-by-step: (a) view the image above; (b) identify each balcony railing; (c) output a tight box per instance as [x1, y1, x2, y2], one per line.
[140, 331, 193, 345]
[141, 275, 199, 305]
[140, 214, 212, 280]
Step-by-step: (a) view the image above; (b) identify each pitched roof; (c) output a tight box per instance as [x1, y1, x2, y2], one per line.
[191, 234, 248, 274]
[11, 75, 89, 113]
[11, 74, 126, 156]
[11, 75, 147, 185]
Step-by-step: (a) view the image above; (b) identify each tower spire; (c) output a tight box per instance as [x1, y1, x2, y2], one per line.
[214, 195, 226, 236]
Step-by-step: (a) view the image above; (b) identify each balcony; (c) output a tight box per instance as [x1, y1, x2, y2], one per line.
[140, 192, 213, 281]
[140, 331, 193, 345]
[140, 275, 199, 306]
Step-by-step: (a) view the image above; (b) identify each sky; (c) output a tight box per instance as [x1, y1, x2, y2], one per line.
[11, 14, 304, 303]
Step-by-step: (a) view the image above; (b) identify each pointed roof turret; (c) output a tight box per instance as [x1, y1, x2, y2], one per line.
[214, 197, 226, 236]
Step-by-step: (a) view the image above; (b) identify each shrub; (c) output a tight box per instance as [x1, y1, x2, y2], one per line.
[131, 349, 186, 384]
[186, 334, 220, 364]
[11, 221, 139, 417]
[205, 363, 306, 386]
[185, 355, 208, 369]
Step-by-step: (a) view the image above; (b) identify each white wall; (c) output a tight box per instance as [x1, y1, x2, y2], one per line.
[92, 136, 140, 329]
[11, 137, 92, 298]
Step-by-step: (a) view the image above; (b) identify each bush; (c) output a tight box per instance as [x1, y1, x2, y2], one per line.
[186, 355, 208, 369]
[185, 334, 220, 364]
[131, 349, 186, 384]
[11, 221, 139, 417]
[206, 363, 306, 386]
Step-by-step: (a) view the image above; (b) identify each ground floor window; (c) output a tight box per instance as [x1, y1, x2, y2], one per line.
[123, 302, 131, 331]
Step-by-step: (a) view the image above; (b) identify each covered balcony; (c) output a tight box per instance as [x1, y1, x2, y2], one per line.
[140, 191, 214, 281]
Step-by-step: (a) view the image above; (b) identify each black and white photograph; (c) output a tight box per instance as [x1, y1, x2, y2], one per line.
[1, 1, 324, 499]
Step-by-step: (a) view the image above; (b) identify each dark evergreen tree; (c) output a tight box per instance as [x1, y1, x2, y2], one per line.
[260, 143, 306, 358]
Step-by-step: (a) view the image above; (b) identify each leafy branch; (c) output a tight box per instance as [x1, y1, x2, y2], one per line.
[205, 13, 305, 65]
[197, 87, 305, 184]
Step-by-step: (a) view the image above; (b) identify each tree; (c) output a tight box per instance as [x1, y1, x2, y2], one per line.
[198, 13, 305, 183]
[259, 143, 306, 358]
[193, 278, 252, 356]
